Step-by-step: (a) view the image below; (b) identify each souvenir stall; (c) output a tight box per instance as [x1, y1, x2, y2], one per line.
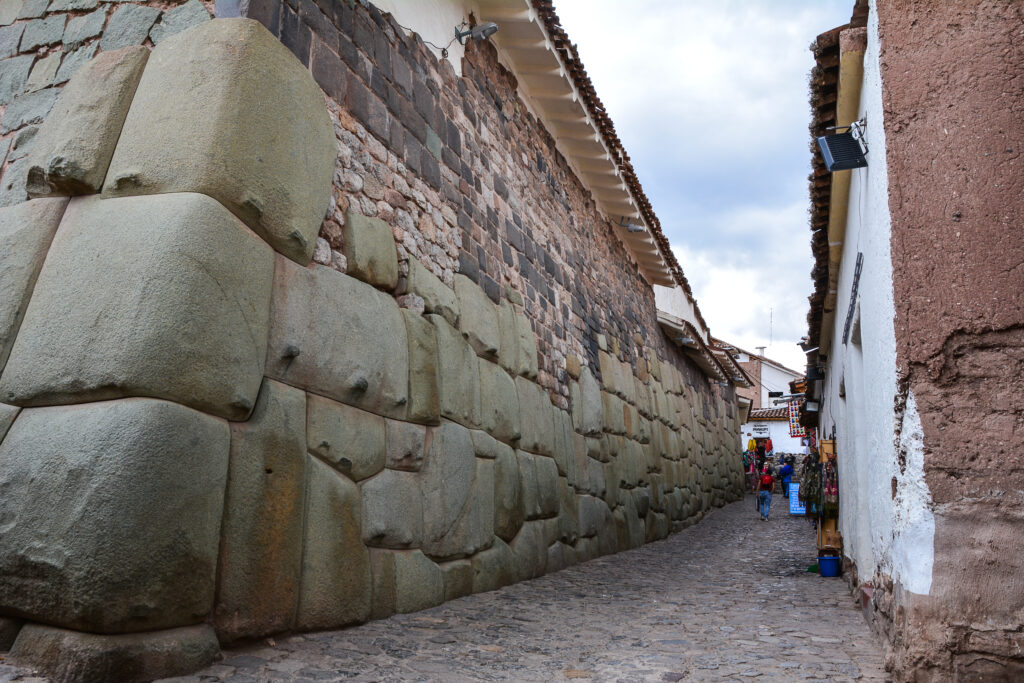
[794, 406, 842, 576]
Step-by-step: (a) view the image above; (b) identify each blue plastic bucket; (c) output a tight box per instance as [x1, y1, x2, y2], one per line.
[818, 556, 841, 577]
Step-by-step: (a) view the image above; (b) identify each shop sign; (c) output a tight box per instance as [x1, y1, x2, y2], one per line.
[752, 423, 770, 436]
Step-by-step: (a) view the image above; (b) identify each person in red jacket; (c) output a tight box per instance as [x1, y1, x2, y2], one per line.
[757, 466, 775, 521]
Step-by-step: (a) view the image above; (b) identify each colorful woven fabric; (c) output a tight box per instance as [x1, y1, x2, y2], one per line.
[788, 401, 806, 437]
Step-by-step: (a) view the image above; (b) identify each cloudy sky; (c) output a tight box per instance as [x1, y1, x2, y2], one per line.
[556, 0, 853, 371]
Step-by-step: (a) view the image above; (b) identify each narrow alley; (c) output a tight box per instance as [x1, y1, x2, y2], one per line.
[172, 498, 886, 683]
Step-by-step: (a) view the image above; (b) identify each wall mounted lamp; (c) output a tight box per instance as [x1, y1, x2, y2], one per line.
[618, 216, 646, 233]
[817, 118, 868, 172]
[456, 21, 498, 44]
[674, 336, 696, 346]
[805, 401, 820, 413]
[806, 366, 826, 381]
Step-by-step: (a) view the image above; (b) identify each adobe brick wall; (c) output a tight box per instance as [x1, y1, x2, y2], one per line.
[875, 1, 1024, 679]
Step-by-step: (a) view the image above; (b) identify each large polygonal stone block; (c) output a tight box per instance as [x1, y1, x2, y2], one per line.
[453, 273, 499, 358]
[478, 359, 520, 444]
[578, 367, 602, 436]
[515, 307, 539, 379]
[509, 520, 547, 581]
[385, 419, 426, 471]
[342, 210, 398, 290]
[393, 550, 443, 613]
[307, 394, 385, 482]
[266, 257, 409, 419]
[9, 623, 220, 683]
[429, 314, 479, 428]
[493, 443, 523, 541]
[401, 309, 440, 425]
[296, 456, 371, 630]
[516, 376, 554, 456]
[421, 421, 491, 560]
[0, 399, 229, 633]
[215, 380, 307, 642]
[0, 197, 66, 373]
[471, 537, 516, 594]
[495, 299, 520, 375]
[535, 455, 560, 519]
[0, 194, 274, 421]
[368, 549, 396, 620]
[103, 19, 336, 264]
[360, 468, 422, 548]
[406, 259, 458, 326]
[440, 559, 473, 602]
[26, 46, 148, 197]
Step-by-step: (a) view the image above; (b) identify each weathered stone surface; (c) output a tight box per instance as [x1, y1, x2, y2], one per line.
[509, 519, 547, 581]
[440, 559, 473, 602]
[535, 455, 560, 519]
[406, 259, 458, 326]
[495, 299, 519, 375]
[48, 0, 97, 10]
[101, 3, 160, 51]
[149, 0, 209, 44]
[401, 309, 440, 424]
[454, 273, 499, 358]
[0, 402, 13, 441]
[577, 367, 602, 437]
[2, 87, 59, 132]
[471, 428, 501, 459]
[368, 549, 396, 620]
[62, 7, 104, 45]
[0, 194, 274, 421]
[0, 54, 32, 105]
[0, 0, 17, 25]
[266, 257, 409, 419]
[215, 380, 306, 642]
[565, 354, 581, 380]
[9, 623, 220, 683]
[421, 421, 492, 560]
[478, 359, 520, 443]
[471, 537, 516, 594]
[105, 18, 335, 264]
[517, 449, 541, 520]
[547, 542, 576, 574]
[0, 23, 21, 57]
[16, 0, 45, 19]
[307, 394, 385, 482]
[53, 41, 95, 84]
[360, 468, 422, 548]
[601, 391, 627, 435]
[429, 313, 480, 428]
[0, 399, 229, 633]
[385, 418, 426, 471]
[0, 156, 27, 206]
[516, 376, 554, 455]
[343, 210, 398, 290]
[296, 456, 371, 630]
[24, 51, 58, 92]
[0, 197, 65, 373]
[20, 15, 63, 51]
[27, 46, 148, 197]
[493, 442, 523, 541]
[515, 306, 539, 378]
[0, 616, 22, 650]
[393, 550, 443, 613]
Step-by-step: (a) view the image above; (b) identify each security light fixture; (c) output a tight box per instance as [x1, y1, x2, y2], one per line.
[805, 401, 820, 413]
[674, 336, 696, 346]
[456, 21, 498, 44]
[806, 366, 826, 381]
[817, 118, 868, 172]
[618, 216, 647, 233]
[768, 391, 783, 398]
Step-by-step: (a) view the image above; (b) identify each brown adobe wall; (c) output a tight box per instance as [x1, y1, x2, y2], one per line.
[875, 1, 1024, 679]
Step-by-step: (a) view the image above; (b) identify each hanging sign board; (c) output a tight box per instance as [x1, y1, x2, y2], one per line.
[752, 423, 770, 436]
[789, 483, 805, 515]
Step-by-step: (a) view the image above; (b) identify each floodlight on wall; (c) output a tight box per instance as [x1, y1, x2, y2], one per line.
[618, 216, 647, 233]
[456, 22, 498, 44]
[817, 118, 868, 172]
[806, 366, 826, 381]
[805, 401, 820, 413]
[674, 336, 696, 347]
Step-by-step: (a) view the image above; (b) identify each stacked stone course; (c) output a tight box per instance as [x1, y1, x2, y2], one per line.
[0, 4, 746, 681]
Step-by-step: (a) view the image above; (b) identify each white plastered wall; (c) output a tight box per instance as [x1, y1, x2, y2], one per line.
[740, 420, 804, 455]
[654, 285, 708, 344]
[373, 0, 474, 76]
[819, 2, 934, 594]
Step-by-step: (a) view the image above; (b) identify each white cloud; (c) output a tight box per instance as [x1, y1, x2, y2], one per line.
[552, 0, 852, 372]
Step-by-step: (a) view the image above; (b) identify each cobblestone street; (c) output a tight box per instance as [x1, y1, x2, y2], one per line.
[1, 496, 888, 683]
[197, 496, 887, 682]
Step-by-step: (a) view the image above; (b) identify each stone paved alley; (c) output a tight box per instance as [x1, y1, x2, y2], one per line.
[1, 497, 888, 683]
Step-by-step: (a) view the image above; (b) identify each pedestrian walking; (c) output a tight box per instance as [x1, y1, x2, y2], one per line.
[757, 466, 775, 521]
[778, 458, 794, 498]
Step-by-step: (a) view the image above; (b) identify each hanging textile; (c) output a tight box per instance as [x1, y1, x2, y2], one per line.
[823, 461, 839, 519]
[765, 437, 774, 454]
[747, 437, 757, 452]
[788, 400, 806, 437]
[800, 462, 823, 517]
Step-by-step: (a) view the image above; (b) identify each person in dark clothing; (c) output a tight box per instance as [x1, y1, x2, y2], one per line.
[757, 466, 775, 521]
[778, 459, 794, 498]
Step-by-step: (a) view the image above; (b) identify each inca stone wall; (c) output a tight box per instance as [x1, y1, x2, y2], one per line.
[0, 6, 745, 682]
